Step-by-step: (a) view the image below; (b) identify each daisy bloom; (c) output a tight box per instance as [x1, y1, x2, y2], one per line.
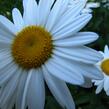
[0, 0, 103, 109]
[93, 45, 109, 95]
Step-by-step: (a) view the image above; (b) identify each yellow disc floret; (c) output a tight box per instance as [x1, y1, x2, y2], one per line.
[11, 26, 53, 69]
[101, 59, 109, 75]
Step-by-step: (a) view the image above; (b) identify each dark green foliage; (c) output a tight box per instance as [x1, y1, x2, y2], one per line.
[0, 0, 109, 109]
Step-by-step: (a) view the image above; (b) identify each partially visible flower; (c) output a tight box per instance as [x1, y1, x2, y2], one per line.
[93, 45, 109, 95]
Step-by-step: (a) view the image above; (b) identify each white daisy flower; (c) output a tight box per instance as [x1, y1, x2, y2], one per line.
[93, 45, 109, 95]
[0, 0, 103, 109]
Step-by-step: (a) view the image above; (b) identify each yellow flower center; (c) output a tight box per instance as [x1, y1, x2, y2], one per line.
[11, 26, 53, 69]
[101, 59, 109, 75]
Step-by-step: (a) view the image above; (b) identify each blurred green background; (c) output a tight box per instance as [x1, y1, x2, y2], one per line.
[0, 0, 109, 109]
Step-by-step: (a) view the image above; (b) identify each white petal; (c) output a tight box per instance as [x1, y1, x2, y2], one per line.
[82, 8, 92, 14]
[54, 32, 98, 46]
[2, 92, 16, 109]
[0, 49, 12, 61]
[69, 0, 87, 8]
[16, 70, 28, 109]
[104, 77, 109, 92]
[23, 0, 38, 25]
[58, 0, 69, 15]
[45, 0, 68, 31]
[23, 0, 29, 10]
[12, 8, 24, 31]
[106, 89, 109, 96]
[104, 45, 109, 54]
[0, 62, 18, 86]
[54, 46, 103, 64]
[27, 69, 45, 109]
[0, 49, 11, 59]
[53, 54, 103, 80]
[0, 34, 11, 43]
[0, 15, 17, 34]
[96, 82, 104, 94]
[93, 80, 104, 86]
[99, 51, 104, 57]
[0, 28, 13, 40]
[0, 40, 11, 49]
[0, 37, 11, 45]
[21, 71, 32, 109]
[53, 55, 84, 81]
[78, 62, 104, 79]
[86, 2, 100, 9]
[52, 0, 87, 34]
[38, 0, 54, 26]
[0, 55, 12, 69]
[104, 45, 109, 58]
[0, 69, 21, 107]
[45, 58, 84, 85]
[8, 93, 16, 109]
[52, 14, 92, 40]
[43, 66, 75, 109]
